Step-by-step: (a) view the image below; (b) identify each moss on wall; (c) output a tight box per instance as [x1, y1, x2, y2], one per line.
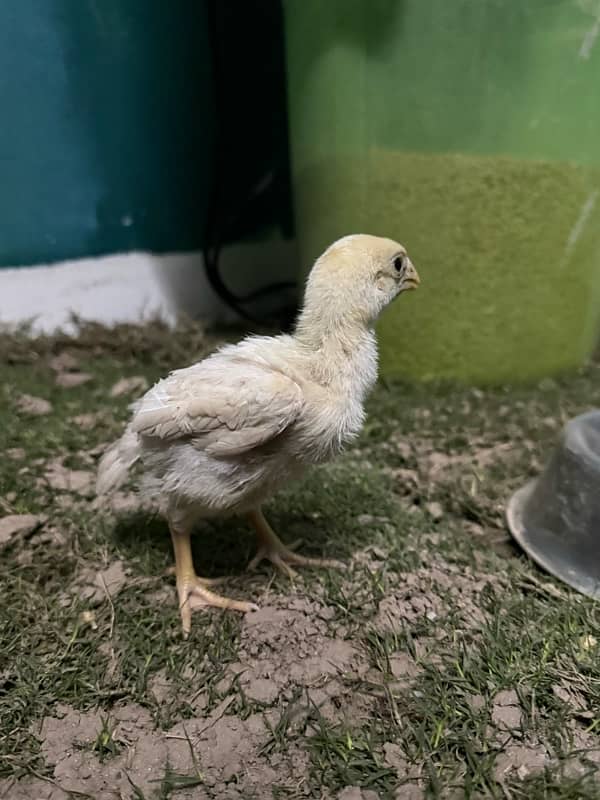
[294, 151, 600, 384]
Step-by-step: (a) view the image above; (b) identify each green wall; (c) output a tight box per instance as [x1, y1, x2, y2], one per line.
[284, 0, 600, 384]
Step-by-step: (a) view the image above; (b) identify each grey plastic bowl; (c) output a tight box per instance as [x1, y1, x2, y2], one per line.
[506, 410, 600, 597]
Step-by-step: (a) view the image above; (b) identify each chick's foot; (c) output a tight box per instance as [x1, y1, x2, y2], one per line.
[170, 523, 258, 636]
[176, 574, 259, 637]
[247, 508, 345, 578]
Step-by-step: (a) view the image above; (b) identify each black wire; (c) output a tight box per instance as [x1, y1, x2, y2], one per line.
[202, 0, 297, 328]
[203, 235, 297, 325]
[203, 161, 298, 324]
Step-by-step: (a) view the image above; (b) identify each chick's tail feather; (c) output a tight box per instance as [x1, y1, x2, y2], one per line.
[96, 425, 140, 495]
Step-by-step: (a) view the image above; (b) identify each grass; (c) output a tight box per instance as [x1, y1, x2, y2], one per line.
[1, 319, 600, 798]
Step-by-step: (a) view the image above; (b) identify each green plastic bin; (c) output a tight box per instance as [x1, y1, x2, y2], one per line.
[284, 0, 600, 384]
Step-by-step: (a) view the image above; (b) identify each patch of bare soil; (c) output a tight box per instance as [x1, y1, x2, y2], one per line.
[1, 590, 383, 800]
[387, 433, 525, 534]
[222, 597, 370, 719]
[26, 702, 176, 800]
[6, 699, 312, 800]
[381, 743, 424, 796]
[375, 560, 501, 634]
[172, 705, 310, 798]
[492, 742, 549, 783]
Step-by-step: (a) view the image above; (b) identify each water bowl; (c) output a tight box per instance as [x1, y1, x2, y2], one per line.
[507, 410, 600, 597]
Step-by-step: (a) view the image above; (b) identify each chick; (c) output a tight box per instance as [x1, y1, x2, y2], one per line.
[97, 234, 419, 634]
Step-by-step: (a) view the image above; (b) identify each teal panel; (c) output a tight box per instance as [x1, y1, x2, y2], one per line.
[0, 1, 214, 267]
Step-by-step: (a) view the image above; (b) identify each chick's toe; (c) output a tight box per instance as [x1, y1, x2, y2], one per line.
[176, 576, 259, 637]
[247, 508, 345, 578]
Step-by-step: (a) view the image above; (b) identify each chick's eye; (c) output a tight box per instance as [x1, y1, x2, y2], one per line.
[393, 256, 405, 273]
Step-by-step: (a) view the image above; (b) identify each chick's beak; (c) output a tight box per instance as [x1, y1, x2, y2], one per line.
[401, 258, 420, 291]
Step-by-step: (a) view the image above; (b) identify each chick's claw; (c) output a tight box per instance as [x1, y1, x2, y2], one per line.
[248, 545, 346, 578]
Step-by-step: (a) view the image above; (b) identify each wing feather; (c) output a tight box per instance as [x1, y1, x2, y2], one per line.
[130, 358, 303, 457]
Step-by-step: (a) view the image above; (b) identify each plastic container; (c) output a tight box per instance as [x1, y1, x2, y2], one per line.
[284, 0, 600, 384]
[507, 410, 600, 597]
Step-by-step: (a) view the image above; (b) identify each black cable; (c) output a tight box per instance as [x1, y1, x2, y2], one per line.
[202, 0, 297, 328]
[203, 166, 296, 320]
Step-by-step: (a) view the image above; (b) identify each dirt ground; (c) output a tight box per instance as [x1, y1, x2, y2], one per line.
[1, 320, 600, 799]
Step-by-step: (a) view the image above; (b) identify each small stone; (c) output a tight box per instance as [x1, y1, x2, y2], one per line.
[392, 468, 419, 490]
[6, 448, 26, 460]
[467, 694, 485, 711]
[0, 514, 44, 547]
[394, 784, 424, 800]
[244, 677, 279, 705]
[43, 460, 94, 495]
[389, 653, 420, 680]
[491, 689, 522, 729]
[95, 561, 128, 597]
[425, 501, 443, 521]
[109, 376, 148, 397]
[72, 413, 100, 430]
[394, 440, 413, 460]
[49, 352, 80, 373]
[357, 514, 390, 527]
[16, 394, 52, 416]
[80, 610, 98, 630]
[337, 788, 365, 800]
[55, 372, 92, 388]
[383, 741, 408, 771]
[493, 744, 547, 781]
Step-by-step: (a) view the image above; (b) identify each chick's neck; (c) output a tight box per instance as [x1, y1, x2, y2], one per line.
[293, 308, 378, 394]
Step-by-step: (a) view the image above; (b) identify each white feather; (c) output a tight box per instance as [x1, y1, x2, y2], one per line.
[96, 234, 417, 529]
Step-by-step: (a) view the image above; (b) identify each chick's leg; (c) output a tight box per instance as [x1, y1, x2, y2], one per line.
[170, 524, 258, 636]
[246, 508, 345, 578]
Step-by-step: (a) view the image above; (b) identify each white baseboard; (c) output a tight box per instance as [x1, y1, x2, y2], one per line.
[0, 238, 299, 333]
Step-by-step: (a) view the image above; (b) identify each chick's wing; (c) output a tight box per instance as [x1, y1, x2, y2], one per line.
[130, 357, 304, 457]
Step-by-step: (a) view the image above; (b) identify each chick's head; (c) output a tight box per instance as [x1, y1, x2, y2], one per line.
[302, 234, 420, 329]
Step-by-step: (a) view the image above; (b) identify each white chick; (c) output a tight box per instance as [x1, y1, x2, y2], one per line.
[97, 234, 420, 634]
